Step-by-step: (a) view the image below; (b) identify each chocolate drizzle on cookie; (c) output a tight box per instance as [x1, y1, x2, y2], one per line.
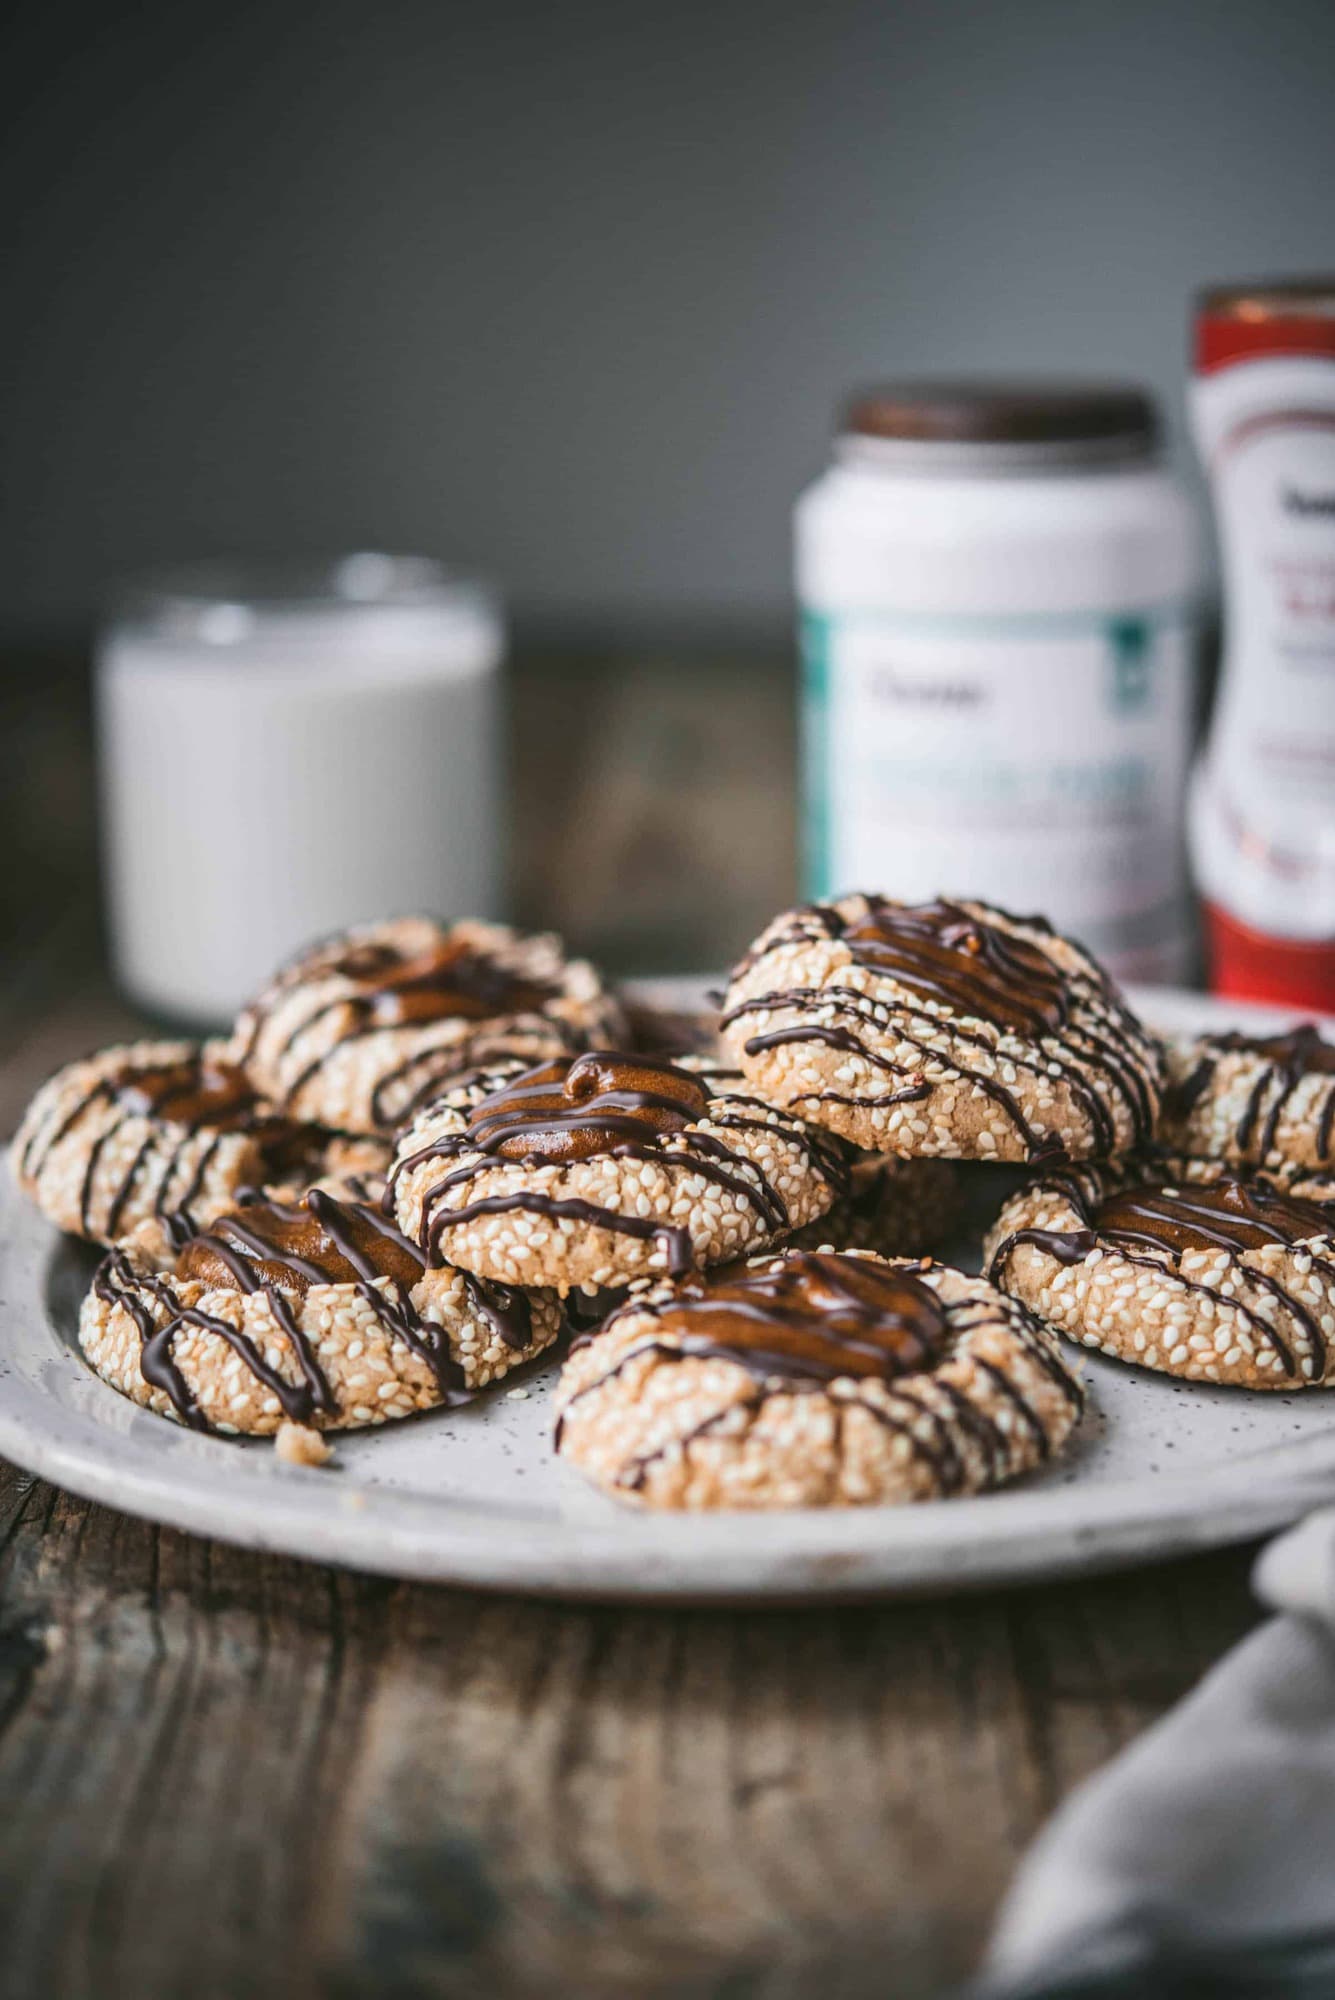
[22, 1052, 259, 1184]
[94, 1187, 535, 1432]
[176, 1188, 426, 1296]
[723, 897, 1158, 1160]
[237, 928, 586, 1131]
[1093, 1177, 1334, 1258]
[17, 1047, 321, 1242]
[843, 898, 1072, 1034]
[597, 1252, 950, 1381]
[332, 936, 558, 1027]
[557, 1252, 1081, 1493]
[113, 1056, 261, 1131]
[1169, 1025, 1335, 1165]
[990, 1167, 1335, 1379]
[393, 1054, 847, 1278]
[95, 1250, 338, 1430]
[466, 1053, 712, 1162]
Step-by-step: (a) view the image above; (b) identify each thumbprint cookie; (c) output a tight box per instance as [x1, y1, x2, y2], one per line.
[554, 1249, 1083, 1508]
[80, 1183, 562, 1436]
[390, 1052, 848, 1293]
[986, 1155, 1335, 1388]
[10, 1040, 382, 1246]
[720, 896, 1162, 1163]
[1162, 1024, 1335, 1175]
[233, 917, 624, 1135]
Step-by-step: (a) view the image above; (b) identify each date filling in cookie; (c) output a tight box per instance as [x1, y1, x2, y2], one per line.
[592, 1252, 950, 1386]
[330, 935, 558, 1027]
[18, 1047, 328, 1243]
[112, 1054, 262, 1129]
[397, 1052, 832, 1276]
[176, 1188, 428, 1295]
[465, 1052, 711, 1161]
[841, 898, 1072, 1035]
[992, 1172, 1335, 1380]
[997, 1174, 1334, 1271]
[95, 1187, 533, 1432]
[1091, 1177, 1335, 1258]
[29, 1053, 264, 1181]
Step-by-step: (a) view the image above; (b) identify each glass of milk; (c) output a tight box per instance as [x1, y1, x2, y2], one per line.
[98, 553, 503, 1023]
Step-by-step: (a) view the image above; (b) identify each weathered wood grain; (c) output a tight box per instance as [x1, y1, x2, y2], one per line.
[0, 653, 1264, 2000]
[0, 1457, 1260, 2000]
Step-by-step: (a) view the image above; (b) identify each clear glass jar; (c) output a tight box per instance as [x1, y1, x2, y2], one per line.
[97, 553, 504, 1022]
[796, 383, 1200, 983]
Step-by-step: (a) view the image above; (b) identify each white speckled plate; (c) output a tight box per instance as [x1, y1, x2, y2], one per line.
[3, 982, 1335, 1602]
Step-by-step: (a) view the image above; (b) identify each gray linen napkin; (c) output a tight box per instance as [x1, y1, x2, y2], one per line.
[977, 1509, 1335, 1999]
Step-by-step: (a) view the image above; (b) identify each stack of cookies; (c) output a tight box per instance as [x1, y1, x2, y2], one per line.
[12, 897, 1335, 1509]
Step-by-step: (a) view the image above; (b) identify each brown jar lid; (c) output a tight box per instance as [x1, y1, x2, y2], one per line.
[843, 380, 1158, 457]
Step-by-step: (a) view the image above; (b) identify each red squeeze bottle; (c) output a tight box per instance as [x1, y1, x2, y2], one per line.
[1189, 280, 1335, 1008]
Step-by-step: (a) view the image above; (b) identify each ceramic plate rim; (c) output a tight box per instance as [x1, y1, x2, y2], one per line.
[3, 979, 1335, 1602]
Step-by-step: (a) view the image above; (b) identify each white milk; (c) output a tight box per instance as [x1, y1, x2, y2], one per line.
[98, 557, 503, 1023]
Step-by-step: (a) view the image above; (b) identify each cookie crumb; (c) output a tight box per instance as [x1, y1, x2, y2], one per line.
[275, 1421, 333, 1468]
[506, 1387, 531, 1401]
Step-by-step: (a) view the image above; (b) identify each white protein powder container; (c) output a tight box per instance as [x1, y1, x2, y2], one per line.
[795, 382, 1201, 982]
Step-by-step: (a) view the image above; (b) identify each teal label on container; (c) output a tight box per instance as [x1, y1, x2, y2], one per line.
[1108, 617, 1152, 713]
[800, 609, 832, 900]
[796, 600, 1194, 976]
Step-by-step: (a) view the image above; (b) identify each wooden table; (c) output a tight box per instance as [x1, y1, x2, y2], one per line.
[0, 649, 1263, 1999]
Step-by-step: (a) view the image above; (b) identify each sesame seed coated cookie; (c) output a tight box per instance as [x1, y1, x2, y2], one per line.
[1161, 1023, 1335, 1174]
[391, 1051, 849, 1293]
[720, 895, 1163, 1163]
[986, 1155, 1335, 1388]
[80, 1184, 562, 1436]
[10, 1039, 381, 1246]
[233, 917, 625, 1135]
[786, 1153, 959, 1259]
[554, 1249, 1083, 1508]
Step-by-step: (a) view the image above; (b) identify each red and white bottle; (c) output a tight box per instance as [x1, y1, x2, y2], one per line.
[1190, 280, 1335, 1007]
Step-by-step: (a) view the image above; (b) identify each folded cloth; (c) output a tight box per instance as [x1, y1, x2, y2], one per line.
[977, 1509, 1335, 2000]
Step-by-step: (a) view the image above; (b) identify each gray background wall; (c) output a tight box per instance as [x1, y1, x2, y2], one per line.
[2, 0, 1333, 644]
